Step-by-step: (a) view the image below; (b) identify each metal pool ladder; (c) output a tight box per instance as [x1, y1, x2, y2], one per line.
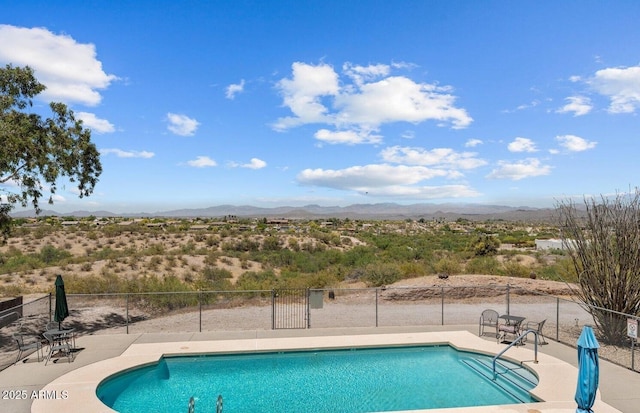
[492, 329, 540, 380]
[216, 394, 223, 412]
[187, 394, 222, 412]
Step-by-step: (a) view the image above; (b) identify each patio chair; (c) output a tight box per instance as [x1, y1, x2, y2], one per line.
[13, 333, 43, 364]
[523, 319, 548, 345]
[479, 309, 500, 338]
[43, 331, 74, 365]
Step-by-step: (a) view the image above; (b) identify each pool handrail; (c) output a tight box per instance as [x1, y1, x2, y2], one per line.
[216, 394, 223, 413]
[492, 329, 539, 380]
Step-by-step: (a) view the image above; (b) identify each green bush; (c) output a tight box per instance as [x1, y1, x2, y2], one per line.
[363, 263, 402, 287]
[501, 261, 530, 278]
[465, 256, 501, 275]
[434, 256, 462, 275]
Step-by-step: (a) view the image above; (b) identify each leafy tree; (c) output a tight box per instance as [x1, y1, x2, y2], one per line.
[0, 64, 102, 240]
[557, 191, 640, 344]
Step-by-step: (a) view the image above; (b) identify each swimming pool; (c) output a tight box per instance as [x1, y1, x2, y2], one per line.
[97, 345, 538, 413]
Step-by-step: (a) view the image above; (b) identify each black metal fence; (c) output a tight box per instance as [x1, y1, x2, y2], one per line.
[1, 285, 639, 374]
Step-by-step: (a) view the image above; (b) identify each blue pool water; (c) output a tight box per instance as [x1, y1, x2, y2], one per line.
[97, 345, 538, 413]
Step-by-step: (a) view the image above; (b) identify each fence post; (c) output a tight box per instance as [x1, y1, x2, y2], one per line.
[271, 290, 275, 330]
[48, 292, 52, 322]
[441, 287, 444, 326]
[199, 291, 202, 333]
[556, 297, 560, 342]
[506, 284, 510, 315]
[126, 293, 129, 334]
[375, 288, 379, 327]
[306, 288, 311, 329]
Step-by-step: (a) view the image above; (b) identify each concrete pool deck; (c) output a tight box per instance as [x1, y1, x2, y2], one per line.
[0, 325, 635, 412]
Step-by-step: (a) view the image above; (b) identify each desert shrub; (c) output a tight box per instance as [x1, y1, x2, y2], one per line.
[465, 256, 501, 275]
[204, 251, 220, 266]
[235, 270, 278, 291]
[261, 236, 281, 251]
[399, 262, 428, 278]
[91, 247, 120, 261]
[288, 237, 300, 251]
[197, 266, 233, 290]
[501, 261, 530, 278]
[221, 238, 260, 253]
[434, 256, 463, 275]
[147, 256, 163, 271]
[39, 244, 71, 264]
[0, 249, 40, 273]
[145, 243, 165, 255]
[363, 263, 402, 287]
[205, 235, 219, 247]
[341, 246, 376, 267]
[471, 235, 500, 256]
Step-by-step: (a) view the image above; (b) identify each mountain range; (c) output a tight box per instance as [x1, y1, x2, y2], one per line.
[11, 203, 560, 222]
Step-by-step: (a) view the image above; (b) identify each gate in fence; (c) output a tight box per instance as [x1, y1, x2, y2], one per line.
[272, 289, 309, 329]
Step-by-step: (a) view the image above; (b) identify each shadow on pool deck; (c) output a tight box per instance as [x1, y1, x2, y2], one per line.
[1, 325, 638, 413]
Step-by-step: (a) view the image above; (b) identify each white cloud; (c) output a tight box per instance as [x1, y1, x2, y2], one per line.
[273, 61, 472, 142]
[166, 113, 200, 136]
[342, 62, 390, 85]
[187, 156, 217, 168]
[556, 96, 592, 116]
[101, 148, 155, 158]
[76, 112, 115, 133]
[297, 164, 479, 198]
[508, 137, 537, 153]
[380, 146, 486, 170]
[229, 158, 267, 169]
[465, 139, 483, 147]
[0, 25, 117, 106]
[298, 164, 449, 189]
[314, 129, 382, 145]
[556, 135, 597, 152]
[333, 75, 472, 129]
[588, 65, 640, 113]
[487, 158, 552, 180]
[225, 79, 245, 99]
[273, 62, 340, 130]
[400, 130, 415, 139]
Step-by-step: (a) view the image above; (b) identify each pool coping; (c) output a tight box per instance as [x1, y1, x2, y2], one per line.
[31, 330, 622, 413]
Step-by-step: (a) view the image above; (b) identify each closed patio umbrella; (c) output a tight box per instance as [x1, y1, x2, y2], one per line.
[575, 325, 599, 413]
[54, 274, 69, 329]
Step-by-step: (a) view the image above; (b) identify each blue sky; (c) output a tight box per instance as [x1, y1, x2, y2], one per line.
[2, 1, 640, 213]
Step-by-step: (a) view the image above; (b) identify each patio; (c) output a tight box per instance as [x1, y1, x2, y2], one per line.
[0, 325, 638, 413]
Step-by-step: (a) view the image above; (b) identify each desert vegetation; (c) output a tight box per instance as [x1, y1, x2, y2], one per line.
[0, 216, 574, 297]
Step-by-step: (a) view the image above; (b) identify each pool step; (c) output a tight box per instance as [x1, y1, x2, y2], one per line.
[460, 357, 537, 403]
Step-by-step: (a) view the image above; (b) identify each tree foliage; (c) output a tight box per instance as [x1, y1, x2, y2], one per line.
[471, 234, 500, 256]
[0, 64, 102, 239]
[556, 191, 640, 344]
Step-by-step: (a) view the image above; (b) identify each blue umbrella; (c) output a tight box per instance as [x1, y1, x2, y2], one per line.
[575, 325, 599, 413]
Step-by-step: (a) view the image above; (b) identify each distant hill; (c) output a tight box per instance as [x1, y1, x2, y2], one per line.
[10, 203, 559, 222]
